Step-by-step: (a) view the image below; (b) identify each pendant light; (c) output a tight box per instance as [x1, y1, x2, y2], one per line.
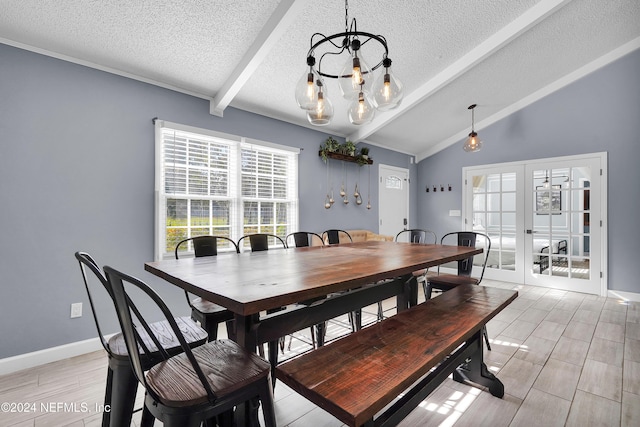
[295, 0, 403, 126]
[372, 57, 403, 111]
[348, 90, 375, 125]
[463, 104, 483, 152]
[306, 80, 333, 126]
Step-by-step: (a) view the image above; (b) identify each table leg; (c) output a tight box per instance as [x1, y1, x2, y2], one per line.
[397, 274, 418, 312]
[453, 331, 504, 398]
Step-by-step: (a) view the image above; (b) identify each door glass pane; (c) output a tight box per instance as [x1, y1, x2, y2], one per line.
[531, 166, 591, 279]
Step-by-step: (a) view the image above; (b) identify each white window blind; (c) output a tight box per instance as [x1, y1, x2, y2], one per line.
[154, 121, 298, 260]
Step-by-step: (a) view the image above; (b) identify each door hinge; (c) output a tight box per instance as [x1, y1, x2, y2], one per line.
[600, 220, 603, 227]
[600, 169, 603, 176]
[600, 271, 603, 278]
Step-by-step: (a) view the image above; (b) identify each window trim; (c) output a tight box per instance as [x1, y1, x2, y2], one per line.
[154, 120, 299, 260]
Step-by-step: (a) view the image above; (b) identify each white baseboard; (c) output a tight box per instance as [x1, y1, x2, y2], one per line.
[607, 289, 640, 302]
[0, 337, 105, 376]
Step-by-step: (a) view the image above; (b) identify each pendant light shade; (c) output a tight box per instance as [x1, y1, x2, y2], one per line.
[295, 67, 322, 110]
[306, 84, 334, 126]
[348, 91, 375, 125]
[372, 58, 403, 111]
[463, 104, 483, 152]
[339, 44, 372, 99]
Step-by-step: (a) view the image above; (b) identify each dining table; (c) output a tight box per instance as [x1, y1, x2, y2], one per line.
[144, 239, 482, 425]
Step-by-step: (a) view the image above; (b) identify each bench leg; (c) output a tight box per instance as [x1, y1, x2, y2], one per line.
[453, 331, 504, 398]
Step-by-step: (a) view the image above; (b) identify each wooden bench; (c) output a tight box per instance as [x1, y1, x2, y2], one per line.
[276, 284, 518, 427]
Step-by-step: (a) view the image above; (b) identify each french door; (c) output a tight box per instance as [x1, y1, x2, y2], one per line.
[464, 153, 606, 295]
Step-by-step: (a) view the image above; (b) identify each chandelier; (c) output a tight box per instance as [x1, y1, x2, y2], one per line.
[295, 0, 403, 126]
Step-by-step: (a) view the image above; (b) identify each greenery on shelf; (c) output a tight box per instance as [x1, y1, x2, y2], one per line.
[319, 137, 372, 165]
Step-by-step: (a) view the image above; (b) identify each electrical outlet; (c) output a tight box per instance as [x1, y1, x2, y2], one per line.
[70, 302, 82, 318]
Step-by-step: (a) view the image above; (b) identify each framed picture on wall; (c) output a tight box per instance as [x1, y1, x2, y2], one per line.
[536, 185, 562, 214]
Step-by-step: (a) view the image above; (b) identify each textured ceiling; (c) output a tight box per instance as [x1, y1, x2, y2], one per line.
[1, 0, 639, 160]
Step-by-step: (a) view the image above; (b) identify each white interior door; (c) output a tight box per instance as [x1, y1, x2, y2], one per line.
[379, 164, 409, 237]
[464, 153, 606, 295]
[524, 157, 602, 294]
[464, 164, 525, 283]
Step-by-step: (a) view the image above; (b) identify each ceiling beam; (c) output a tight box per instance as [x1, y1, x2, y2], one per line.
[347, 0, 574, 143]
[210, 0, 309, 117]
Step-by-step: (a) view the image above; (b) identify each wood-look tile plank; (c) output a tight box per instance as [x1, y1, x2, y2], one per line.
[565, 389, 621, 427]
[563, 320, 597, 342]
[500, 319, 538, 341]
[531, 320, 566, 342]
[600, 309, 628, 325]
[550, 336, 590, 366]
[517, 307, 550, 324]
[624, 338, 640, 363]
[594, 321, 626, 343]
[494, 357, 543, 400]
[532, 358, 582, 401]
[623, 360, 640, 395]
[396, 384, 466, 427]
[622, 391, 640, 427]
[571, 309, 600, 325]
[544, 308, 575, 325]
[625, 322, 640, 341]
[488, 335, 524, 358]
[451, 390, 521, 427]
[531, 296, 560, 311]
[513, 335, 557, 366]
[587, 337, 625, 367]
[604, 298, 629, 313]
[578, 359, 623, 402]
[509, 388, 571, 427]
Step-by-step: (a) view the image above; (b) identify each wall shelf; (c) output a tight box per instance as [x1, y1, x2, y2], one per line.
[319, 151, 373, 165]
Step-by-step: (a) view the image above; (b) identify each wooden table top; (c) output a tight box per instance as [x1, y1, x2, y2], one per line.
[145, 240, 482, 316]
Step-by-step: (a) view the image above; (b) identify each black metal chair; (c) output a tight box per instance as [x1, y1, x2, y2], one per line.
[174, 236, 238, 341]
[103, 265, 276, 427]
[75, 251, 208, 427]
[322, 229, 368, 331]
[322, 229, 353, 245]
[237, 233, 288, 387]
[286, 231, 324, 248]
[238, 233, 287, 252]
[425, 231, 492, 349]
[395, 229, 438, 299]
[285, 232, 327, 349]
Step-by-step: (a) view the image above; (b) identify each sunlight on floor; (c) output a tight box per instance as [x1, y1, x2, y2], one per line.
[417, 387, 482, 427]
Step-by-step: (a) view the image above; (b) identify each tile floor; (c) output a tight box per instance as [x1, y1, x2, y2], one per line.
[1, 279, 639, 426]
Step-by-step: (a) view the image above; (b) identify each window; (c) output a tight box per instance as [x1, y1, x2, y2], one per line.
[155, 121, 298, 260]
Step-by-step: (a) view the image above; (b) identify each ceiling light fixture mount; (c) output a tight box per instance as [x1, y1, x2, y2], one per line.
[463, 104, 483, 152]
[295, 0, 403, 126]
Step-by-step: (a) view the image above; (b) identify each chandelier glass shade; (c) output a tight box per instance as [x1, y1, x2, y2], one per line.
[463, 104, 483, 152]
[295, 0, 403, 126]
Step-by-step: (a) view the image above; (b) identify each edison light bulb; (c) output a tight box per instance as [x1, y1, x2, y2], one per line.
[339, 52, 371, 99]
[372, 58, 403, 111]
[295, 68, 320, 110]
[307, 89, 333, 126]
[348, 91, 375, 125]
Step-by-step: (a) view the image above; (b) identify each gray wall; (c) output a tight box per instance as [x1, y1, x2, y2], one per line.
[416, 48, 640, 293]
[0, 44, 412, 358]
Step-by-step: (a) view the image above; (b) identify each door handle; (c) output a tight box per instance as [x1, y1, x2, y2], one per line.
[403, 218, 408, 226]
[526, 230, 539, 234]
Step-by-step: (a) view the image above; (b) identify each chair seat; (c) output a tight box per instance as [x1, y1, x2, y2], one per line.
[108, 316, 207, 359]
[146, 339, 271, 407]
[428, 274, 480, 289]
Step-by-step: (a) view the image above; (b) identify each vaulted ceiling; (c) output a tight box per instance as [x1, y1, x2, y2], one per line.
[1, 0, 638, 160]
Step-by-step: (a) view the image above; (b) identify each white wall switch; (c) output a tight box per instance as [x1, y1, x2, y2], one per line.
[449, 210, 461, 217]
[70, 302, 82, 318]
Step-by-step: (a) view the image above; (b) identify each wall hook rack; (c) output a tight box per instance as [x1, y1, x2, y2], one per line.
[426, 184, 452, 193]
